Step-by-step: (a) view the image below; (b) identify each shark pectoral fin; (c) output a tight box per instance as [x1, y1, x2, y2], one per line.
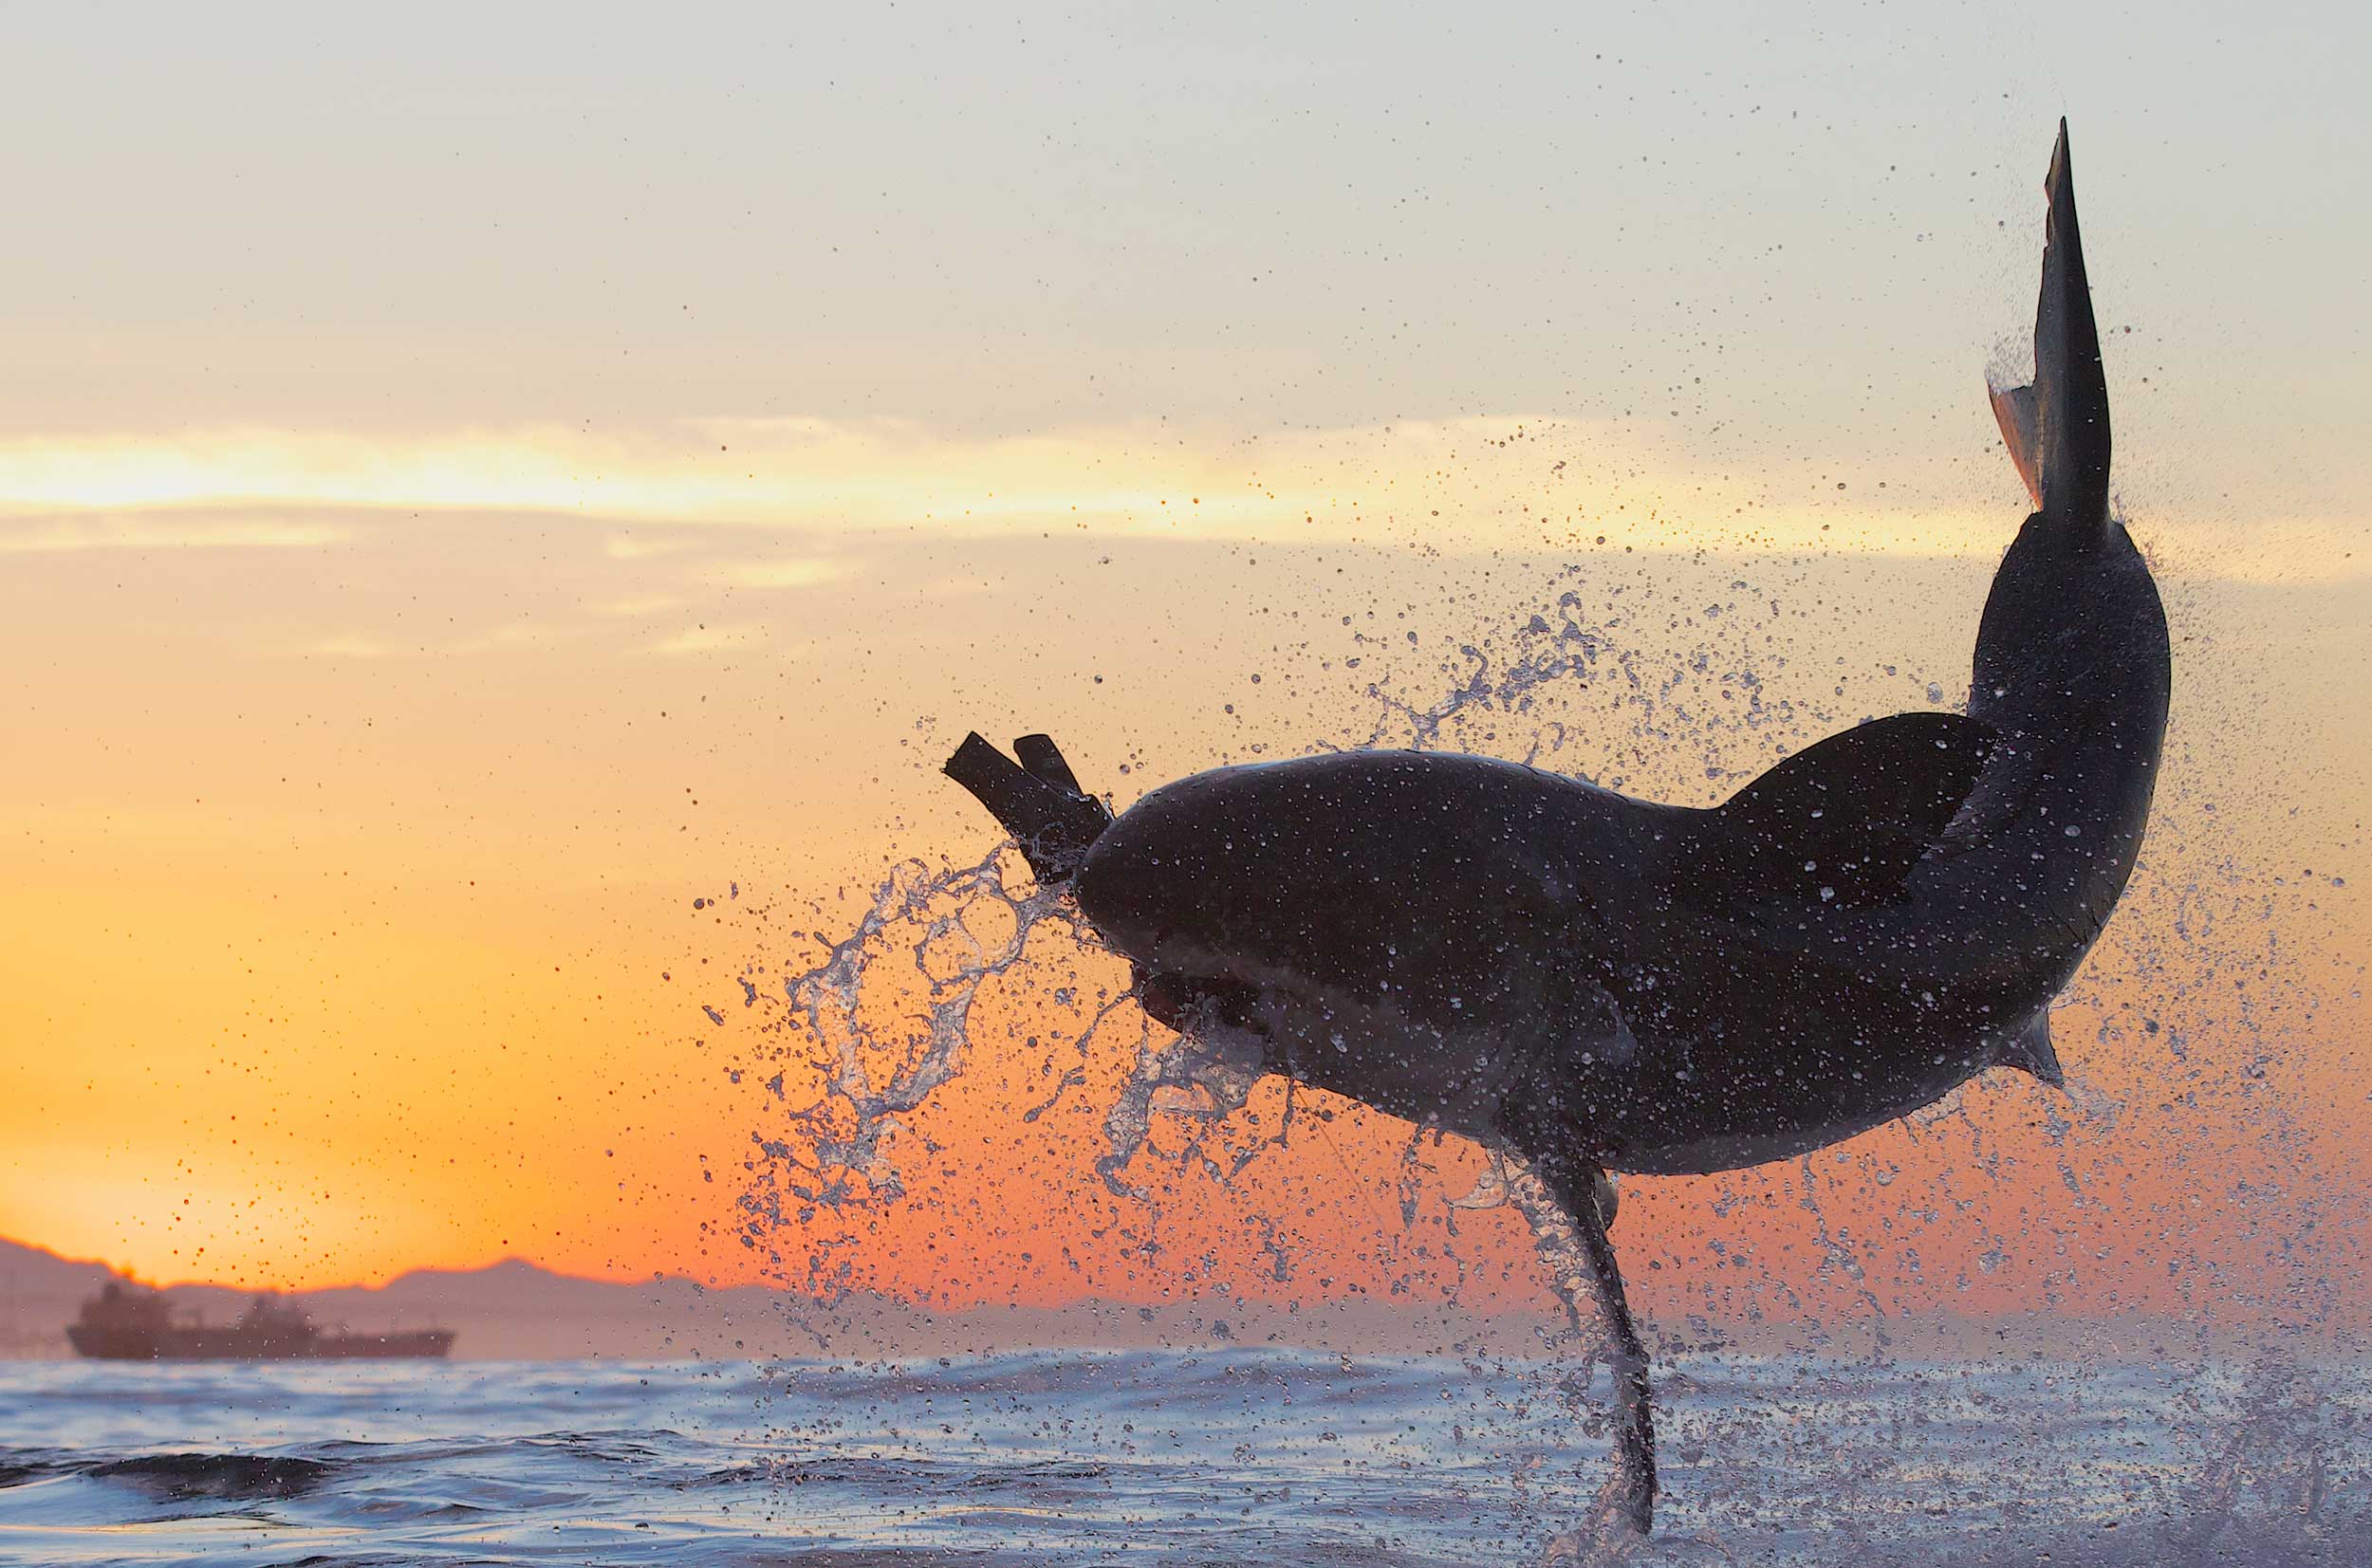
[1691, 711, 1995, 911]
[2002, 1011, 2066, 1090]
[1504, 1158, 1657, 1540]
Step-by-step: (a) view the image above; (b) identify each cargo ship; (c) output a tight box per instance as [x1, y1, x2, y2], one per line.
[66, 1281, 454, 1359]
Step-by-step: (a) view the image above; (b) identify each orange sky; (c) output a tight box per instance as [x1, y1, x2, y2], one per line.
[3, 501, 2363, 1337]
[3, 6, 2368, 1337]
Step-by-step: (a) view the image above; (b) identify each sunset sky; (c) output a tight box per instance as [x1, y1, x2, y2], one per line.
[3, 4, 2366, 1337]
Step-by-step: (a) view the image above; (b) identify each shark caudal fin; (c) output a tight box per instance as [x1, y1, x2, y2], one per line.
[944, 732, 1113, 885]
[1677, 711, 1995, 915]
[1988, 119, 2112, 529]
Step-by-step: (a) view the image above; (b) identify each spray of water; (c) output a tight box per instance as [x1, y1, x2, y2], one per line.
[732, 852, 1090, 1297]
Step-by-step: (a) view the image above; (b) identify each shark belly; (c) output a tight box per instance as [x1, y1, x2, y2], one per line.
[1162, 957, 1542, 1138]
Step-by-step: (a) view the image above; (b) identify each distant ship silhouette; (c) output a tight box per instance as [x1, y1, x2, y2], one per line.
[66, 1280, 454, 1360]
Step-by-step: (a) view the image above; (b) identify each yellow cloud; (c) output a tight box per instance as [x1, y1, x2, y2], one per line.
[0, 516, 349, 551]
[604, 533, 696, 561]
[1, 417, 2360, 582]
[306, 633, 410, 659]
[727, 555, 854, 589]
[647, 620, 771, 656]
[586, 593, 691, 618]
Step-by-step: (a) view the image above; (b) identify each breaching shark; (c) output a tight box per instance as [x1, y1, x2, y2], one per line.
[944, 121, 2168, 1545]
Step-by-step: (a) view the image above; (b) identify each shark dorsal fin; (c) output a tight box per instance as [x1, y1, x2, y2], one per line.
[1684, 712, 1995, 913]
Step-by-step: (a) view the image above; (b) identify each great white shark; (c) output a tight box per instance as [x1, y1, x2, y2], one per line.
[944, 121, 2168, 1545]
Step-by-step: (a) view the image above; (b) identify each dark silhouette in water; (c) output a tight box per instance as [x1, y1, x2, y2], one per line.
[947, 121, 2167, 1549]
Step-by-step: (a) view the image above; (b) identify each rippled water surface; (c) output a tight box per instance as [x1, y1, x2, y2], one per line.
[1, 1351, 2364, 1565]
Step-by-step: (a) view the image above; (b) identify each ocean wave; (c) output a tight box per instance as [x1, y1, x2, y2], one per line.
[0, 1354, 2361, 1566]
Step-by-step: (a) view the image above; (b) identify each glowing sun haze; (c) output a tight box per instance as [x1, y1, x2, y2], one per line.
[2, 3, 2365, 1332]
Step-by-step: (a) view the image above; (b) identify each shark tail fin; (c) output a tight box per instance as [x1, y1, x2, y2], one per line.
[1989, 119, 2112, 531]
[944, 732, 1113, 885]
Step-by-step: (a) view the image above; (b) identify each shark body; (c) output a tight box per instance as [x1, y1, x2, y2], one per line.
[945, 122, 2168, 1544]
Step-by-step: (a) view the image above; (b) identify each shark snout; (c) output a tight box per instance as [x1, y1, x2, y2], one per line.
[1071, 821, 1199, 968]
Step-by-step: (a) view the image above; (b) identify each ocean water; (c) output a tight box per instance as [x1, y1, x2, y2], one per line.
[0, 1350, 2363, 1567]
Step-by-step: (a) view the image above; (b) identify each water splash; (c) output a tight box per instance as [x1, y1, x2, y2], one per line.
[733, 850, 1096, 1294]
[1095, 1016, 1269, 1200]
